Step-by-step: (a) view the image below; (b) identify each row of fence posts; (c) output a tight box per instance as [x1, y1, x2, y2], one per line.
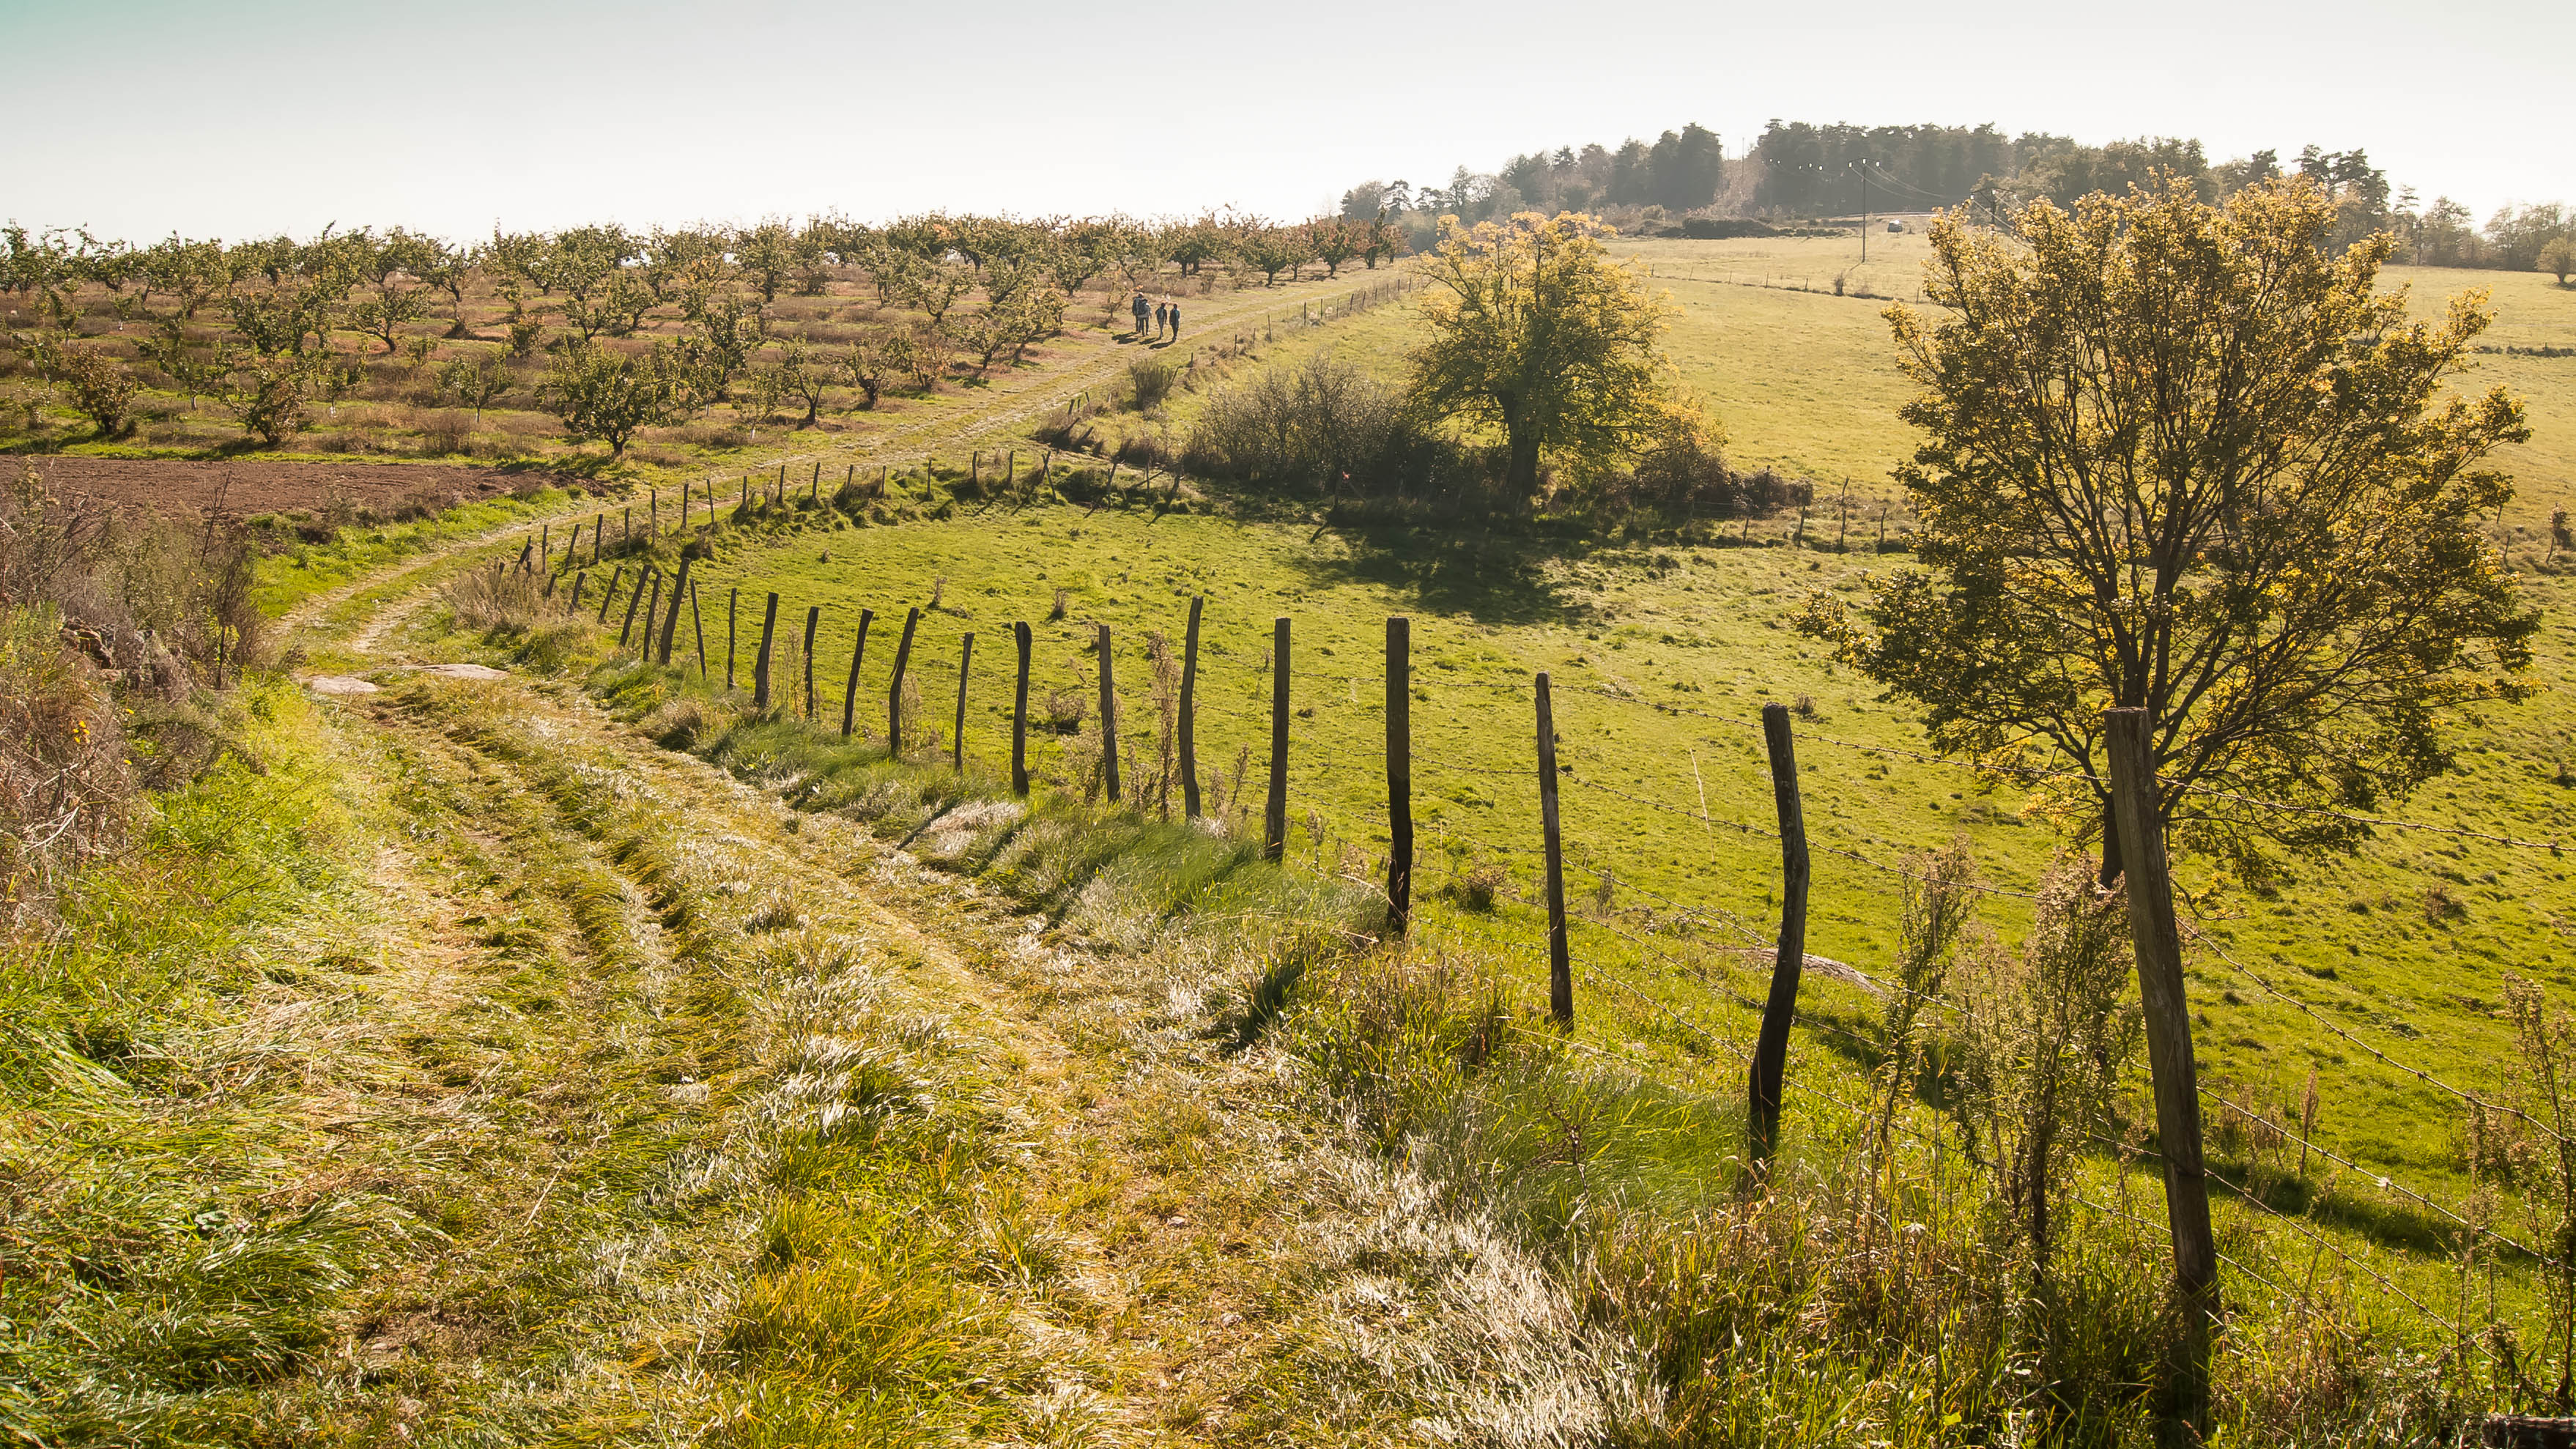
[544, 546, 2223, 1437]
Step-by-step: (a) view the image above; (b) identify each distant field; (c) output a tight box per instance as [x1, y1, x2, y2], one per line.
[1191, 234, 2576, 533]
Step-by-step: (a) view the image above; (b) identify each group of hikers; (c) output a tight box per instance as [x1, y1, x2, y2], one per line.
[1128, 290, 1182, 344]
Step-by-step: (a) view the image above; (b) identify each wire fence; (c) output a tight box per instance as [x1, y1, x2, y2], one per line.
[553, 537, 2566, 1355]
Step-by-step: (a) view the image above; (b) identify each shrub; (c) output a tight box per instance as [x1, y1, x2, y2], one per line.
[1128, 355, 1179, 410]
[1184, 353, 1412, 490]
[0, 604, 133, 911]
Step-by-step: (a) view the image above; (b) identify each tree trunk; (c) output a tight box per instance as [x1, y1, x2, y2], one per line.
[1505, 420, 1542, 497]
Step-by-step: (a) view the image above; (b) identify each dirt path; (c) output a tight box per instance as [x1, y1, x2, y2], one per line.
[278, 454, 1430, 1444]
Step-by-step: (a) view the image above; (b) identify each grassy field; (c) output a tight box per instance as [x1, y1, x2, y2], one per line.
[632, 235, 2576, 1341]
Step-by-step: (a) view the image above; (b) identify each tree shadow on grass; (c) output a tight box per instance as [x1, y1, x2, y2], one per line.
[1289, 518, 1599, 627]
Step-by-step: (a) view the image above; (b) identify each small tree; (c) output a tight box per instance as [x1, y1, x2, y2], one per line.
[1802, 179, 2536, 882]
[347, 282, 429, 353]
[1238, 226, 1310, 286]
[1306, 217, 1362, 278]
[538, 341, 692, 456]
[219, 353, 310, 446]
[767, 338, 833, 428]
[893, 256, 976, 327]
[842, 333, 886, 410]
[1405, 211, 1685, 496]
[439, 352, 513, 422]
[2542, 236, 2576, 288]
[27, 338, 138, 438]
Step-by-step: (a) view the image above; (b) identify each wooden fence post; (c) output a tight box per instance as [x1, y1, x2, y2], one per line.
[597, 565, 621, 623]
[593, 513, 604, 565]
[1012, 621, 1032, 796]
[1097, 623, 1121, 803]
[564, 522, 581, 571]
[2106, 707, 2218, 1438]
[1534, 672, 1572, 1023]
[1748, 701, 1810, 1168]
[656, 557, 692, 667]
[623, 505, 631, 546]
[841, 609, 873, 738]
[726, 588, 739, 691]
[570, 571, 588, 610]
[1386, 615, 1412, 932]
[888, 607, 920, 751]
[802, 606, 821, 719]
[810, 461, 820, 503]
[618, 568, 652, 647]
[752, 593, 780, 708]
[952, 633, 974, 770]
[1264, 617, 1289, 861]
[689, 577, 707, 680]
[1179, 596, 1203, 818]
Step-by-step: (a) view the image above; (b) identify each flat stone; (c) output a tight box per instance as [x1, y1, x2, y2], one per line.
[303, 675, 382, 695]
[417, 663, 508, 681]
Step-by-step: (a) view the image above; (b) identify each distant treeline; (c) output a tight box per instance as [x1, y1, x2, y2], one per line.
[1350, 122, 2575, 275]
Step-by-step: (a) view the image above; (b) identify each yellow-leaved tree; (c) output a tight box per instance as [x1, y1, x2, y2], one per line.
[1802, 177, 2536, 884]
[1406, 212, 1696, 497]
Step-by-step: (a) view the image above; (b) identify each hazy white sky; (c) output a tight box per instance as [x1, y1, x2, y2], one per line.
[4, 0, 2566, 242]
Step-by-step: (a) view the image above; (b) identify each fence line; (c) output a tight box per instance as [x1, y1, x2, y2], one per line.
[568, 500, 2555, 1366]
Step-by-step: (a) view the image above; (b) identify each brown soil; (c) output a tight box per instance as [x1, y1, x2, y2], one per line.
[12, 457, 581, 521]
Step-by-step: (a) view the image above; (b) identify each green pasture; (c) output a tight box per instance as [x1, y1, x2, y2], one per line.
[662, 483, 2572, 1324]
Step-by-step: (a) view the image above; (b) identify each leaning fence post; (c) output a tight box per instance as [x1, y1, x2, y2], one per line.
[952, 633, 974, 770]
[726, 588, 739, 691]
[638, 571, 665, 654]
[689, 577, 707, 680]
[1180, 596, 1204, 818]
[619, 568, 652, 647]
[1264, 617, 1289, 861]
[1386, 615, 1413, 932]
[570, 571, 588, 610]
[657, 557, 692, 667]
[752, 593, 780, 708]
[2106, 707, 2218, 1437]
[1748, 702, 1810, 1169]
[597, 565, 622, 623]
[1011, 621, 1032, 796]
[802, 606, 821, 719]
[1534, 671, 1571, 1024]
[841, 609, 873, 738]
[888, 607, 920, 751]
[1097, 623, 1122, 803]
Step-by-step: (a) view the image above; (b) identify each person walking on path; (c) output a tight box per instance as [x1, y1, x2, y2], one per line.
[1131, 291, 1150, 339]
[1154, 300, 1169, 340]
[1165, 301, 1182, 341]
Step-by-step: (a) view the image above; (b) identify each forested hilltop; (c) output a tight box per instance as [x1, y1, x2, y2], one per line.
[1352, 119, 2575, 274]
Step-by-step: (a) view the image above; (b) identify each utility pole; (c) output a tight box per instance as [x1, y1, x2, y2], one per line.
[1856, 160, 1870, 264]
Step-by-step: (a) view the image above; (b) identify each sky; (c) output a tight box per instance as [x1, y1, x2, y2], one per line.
[4, 0, 2567, 244]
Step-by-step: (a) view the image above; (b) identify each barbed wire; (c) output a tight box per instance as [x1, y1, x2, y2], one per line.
[2194, 1085, 2550, 1265]
[2184, 925, 2571, 1149]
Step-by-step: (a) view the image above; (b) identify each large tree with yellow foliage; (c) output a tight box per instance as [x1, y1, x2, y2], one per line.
[1802, 178, 2536, 883]
[1407, 212, 1690, 497]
